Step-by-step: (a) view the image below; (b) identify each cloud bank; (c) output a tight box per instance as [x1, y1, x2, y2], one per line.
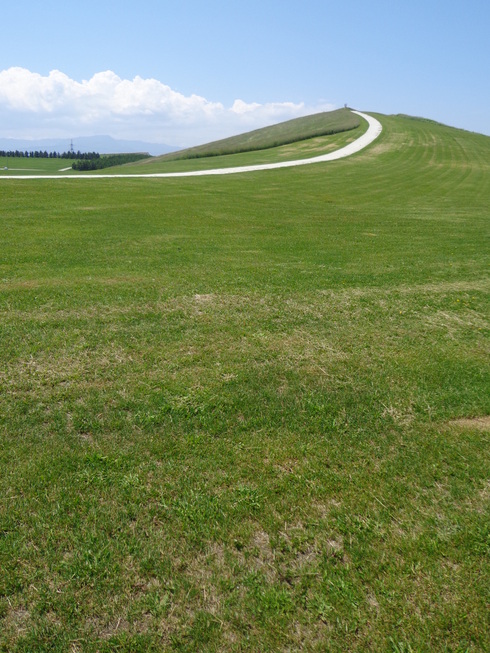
[0, 68, 335, 147]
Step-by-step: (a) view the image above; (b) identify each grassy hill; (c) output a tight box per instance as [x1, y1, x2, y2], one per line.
[148, 106, 360, 162]
[0, 113, 489, 652]
[102, 118, 369, 175]
[0, 108, 362, 176]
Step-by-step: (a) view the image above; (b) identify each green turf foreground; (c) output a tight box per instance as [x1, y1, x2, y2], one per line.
[0, 114, 489, 651]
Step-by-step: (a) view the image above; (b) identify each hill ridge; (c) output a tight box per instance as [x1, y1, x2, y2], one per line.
[154, 107, 360, 162]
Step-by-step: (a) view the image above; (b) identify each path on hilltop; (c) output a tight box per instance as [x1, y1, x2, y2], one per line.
[0, 111, 382, 180]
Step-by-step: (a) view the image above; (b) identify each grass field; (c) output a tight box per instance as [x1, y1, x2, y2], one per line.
[0, 157, 76, 175]
[0, 113, 489, 652]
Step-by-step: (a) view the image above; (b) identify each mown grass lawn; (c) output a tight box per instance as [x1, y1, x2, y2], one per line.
[0, 114, 489, 651]
[0, 157, 74, 175]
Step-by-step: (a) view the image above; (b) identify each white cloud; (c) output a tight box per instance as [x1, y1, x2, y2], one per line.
[0, 67, 335, 146]
[231, 99, 262, 114]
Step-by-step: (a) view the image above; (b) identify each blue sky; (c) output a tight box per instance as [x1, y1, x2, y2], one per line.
[1, 0, 489, 147]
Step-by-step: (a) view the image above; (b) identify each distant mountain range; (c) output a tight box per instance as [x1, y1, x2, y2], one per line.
[0, 135, 179, 157]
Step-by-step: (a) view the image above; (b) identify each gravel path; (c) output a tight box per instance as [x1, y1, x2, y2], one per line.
[0, 111, 381, 180]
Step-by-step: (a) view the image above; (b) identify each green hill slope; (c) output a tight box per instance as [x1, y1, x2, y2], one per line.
[0, 114, 489, 651]
[151, 106, 360, 161]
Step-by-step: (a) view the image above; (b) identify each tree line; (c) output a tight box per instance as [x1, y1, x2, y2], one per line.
[72, 153, 149, 170]
[1, 149, 150, 170]
[0, 150, 100, 160]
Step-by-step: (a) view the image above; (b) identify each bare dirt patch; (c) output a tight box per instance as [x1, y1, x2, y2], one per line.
[194, 293, 214, 303]
[448, 416, 490, 431]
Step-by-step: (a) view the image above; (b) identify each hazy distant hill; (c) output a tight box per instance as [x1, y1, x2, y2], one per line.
[0, 135, 179, 156]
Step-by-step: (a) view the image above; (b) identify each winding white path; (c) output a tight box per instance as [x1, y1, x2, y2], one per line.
[0, 111, 381, 180]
